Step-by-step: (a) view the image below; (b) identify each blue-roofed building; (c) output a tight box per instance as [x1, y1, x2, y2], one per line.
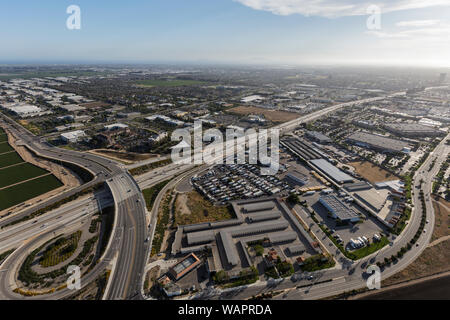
[309, 159, 354, 184]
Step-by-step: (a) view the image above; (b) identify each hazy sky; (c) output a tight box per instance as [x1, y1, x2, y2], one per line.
[0, 0, 449, 67]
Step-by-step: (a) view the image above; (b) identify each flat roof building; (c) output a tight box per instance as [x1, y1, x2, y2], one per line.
[319, 195, 360, 222]
[309, 159, 354, 184]
[60, 130, 86, 143]
[168, 253, 201, 281]
[347, 132, 410, 153]
[384, 123, 443, 137]
[354, 189, 388, 212]
[286, 170, 309, 186]
[305, 131, 332, 144]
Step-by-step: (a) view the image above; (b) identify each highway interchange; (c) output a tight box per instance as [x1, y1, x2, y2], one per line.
[0, 87, 448, 300]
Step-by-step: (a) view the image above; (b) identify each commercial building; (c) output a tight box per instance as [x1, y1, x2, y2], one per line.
[319, 195, 360, 222]
[347, 132, 410, 153]
[60, 130, 86, 143]
[309, 159, 354, 184]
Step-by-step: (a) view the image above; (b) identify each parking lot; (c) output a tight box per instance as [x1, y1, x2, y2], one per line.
[192, 164, 291, 204]
[303, 190, 387, 250]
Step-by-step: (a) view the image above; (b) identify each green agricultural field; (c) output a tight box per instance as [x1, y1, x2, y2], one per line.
[0, 130, 7, 142]
[0, 152, 24, 169]
[0, 142, 13, 154]
[0, 174, 63, 211]
[0, 162, 50, 189]
[135, 79, 207, 87]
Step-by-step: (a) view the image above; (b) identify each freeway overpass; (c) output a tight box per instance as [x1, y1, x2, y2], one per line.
[0, 114, 148, 300]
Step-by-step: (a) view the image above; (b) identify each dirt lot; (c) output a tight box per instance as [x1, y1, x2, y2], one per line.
[431, 196, 450, 242]
[349, 161, 398, 184]
[227, 106, 299, 123]
[381, 196, 450, 286]
[382, 240, 450, 286]
[174, 191, 234, 226]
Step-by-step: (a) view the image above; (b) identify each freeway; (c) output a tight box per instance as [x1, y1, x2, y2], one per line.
[0, 191, 113, 252]
[0, 114, 148, 300]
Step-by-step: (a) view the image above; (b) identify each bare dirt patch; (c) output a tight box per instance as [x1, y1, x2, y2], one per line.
[382, 240, 450, 287]
[227, 106, 299, 123]
[431, 196, 450, 242]
[349, 161, 398, 184]
[174, 191, 234, 226]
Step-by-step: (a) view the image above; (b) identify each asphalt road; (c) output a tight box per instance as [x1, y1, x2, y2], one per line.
[0, 114, 148, 300]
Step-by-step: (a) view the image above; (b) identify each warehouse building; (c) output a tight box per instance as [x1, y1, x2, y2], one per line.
[286, 170, 309, 186]
[187, 230, 215, 246]
[354, 189, 389, 212]
[171, 198, 318, 272]
[246, 210, 281, 223]
[347, 132, 410, 153]
[305, 131, 332, 144]
[384, 123, 444, 138]
[218, 231, 239, 267]
[309, 159, 354, 184]
[242, 201, 275, 213]
[319, 195, 360, 222]
[287, 244, 306, 255]
[269, 231, 297, 245]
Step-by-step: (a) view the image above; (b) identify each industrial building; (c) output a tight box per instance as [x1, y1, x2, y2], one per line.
[384, 123, 444, 138]
[353, 188, 389, 212]
[347, 132, 410, 153]
[286, 170, 309, 186]
[281, 137, 323, 161]
[305, 131, 332, 144]
[309, 159, 354, 184]
[319, 195, 360, 222]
